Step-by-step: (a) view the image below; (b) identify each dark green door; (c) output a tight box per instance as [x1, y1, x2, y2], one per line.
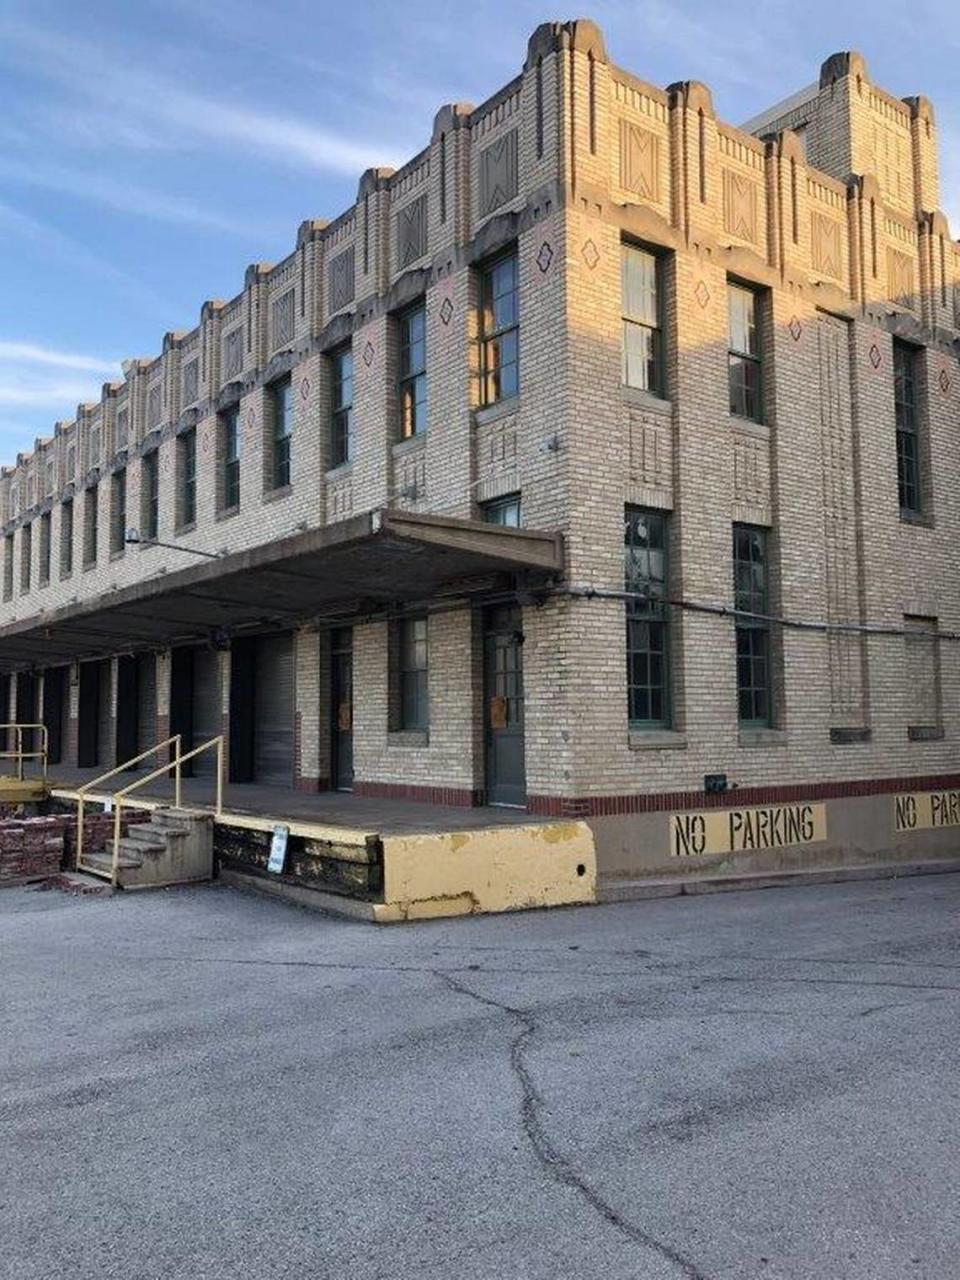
[331, 629, 353, 791]
[484, 606, 526, 807]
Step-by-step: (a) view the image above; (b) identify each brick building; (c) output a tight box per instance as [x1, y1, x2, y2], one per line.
[1, 19, 959, 883]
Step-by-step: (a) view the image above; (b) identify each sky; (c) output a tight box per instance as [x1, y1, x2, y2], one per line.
[0, 0, 957, 461]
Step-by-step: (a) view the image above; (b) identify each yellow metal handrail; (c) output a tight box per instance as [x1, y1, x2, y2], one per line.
[95, 736, 224, 888]
[75, 736, 181, 868]
[0, 723, 48, 783]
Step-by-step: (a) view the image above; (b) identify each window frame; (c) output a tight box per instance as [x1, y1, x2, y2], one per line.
[398, 302, 427, 439]
[733, 523, 773, 727]
[141, 450, 159, 541]
[893, 339, 922, 518]
[60, 497, 74, 578]
[625, 506, 671, 729]
[3, 532, 13, 601]
[39, 511, 52, 585]
[110, 467, 127, 556]
[83, 485, 98, 568]
[267, 375, 293, 492]
[621, 241, 665, 396]
[481, 493, 522, 527]
[219, 406, 241, 512]
[479, 250, 519, 407]
[330, 345, 354, 469]
[19, 522, 32, 595]
[177, 429, 197, 530]
[728, 281, 764, 424]
[398, 615, 429, 732]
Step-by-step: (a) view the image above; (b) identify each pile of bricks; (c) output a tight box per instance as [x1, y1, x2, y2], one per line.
[0, 809, 152, 884]
[0, 817, 64, 884]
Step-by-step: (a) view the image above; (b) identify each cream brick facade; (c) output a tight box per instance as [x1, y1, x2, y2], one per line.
[1, 20, 959, 878]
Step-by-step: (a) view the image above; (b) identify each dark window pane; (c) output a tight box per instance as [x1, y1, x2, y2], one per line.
[480, 254, 519, 405]
[625, 506, 670, 727]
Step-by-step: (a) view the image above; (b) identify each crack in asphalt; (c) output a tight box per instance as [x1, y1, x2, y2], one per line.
[435, 970, 708, 1280]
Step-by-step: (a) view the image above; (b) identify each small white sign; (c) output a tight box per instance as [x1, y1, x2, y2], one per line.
[267, 824, 289, 874]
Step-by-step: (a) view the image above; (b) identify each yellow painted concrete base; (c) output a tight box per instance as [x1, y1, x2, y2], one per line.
[372, 820, 597, 922]
[0, 775, 49, 804]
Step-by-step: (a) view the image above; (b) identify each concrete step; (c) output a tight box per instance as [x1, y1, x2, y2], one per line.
[49, 871, 114, 897]
[150, 808, 194, 835]
[82, 848, 143, 872]
[124, 825, 168, 853]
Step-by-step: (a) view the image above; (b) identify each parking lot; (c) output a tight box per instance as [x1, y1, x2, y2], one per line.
[2, 873, 958, 1279]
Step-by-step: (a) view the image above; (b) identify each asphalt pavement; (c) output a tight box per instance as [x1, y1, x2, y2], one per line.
[2, 873, 958, 1279]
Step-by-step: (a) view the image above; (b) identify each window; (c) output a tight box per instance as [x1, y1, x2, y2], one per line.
[177, 429, 197, 529]
[60, 498, 74, 577]
[267, 376, 292, 490]
[141, 451, 159, 541]
[219, 407, 240, 511]
[20, 523, 32, 594]
[481, 494, 521, 527]
[905, 616, 942, 739]
[3, 534, 13, 601]
[83, 485, 98, 567]
[110, 468, 127, 555]
[728, 284, 763, 422]
[398, 616, 429, 730]
[330, 346, 354, 468]
[733, 524, 772, 726]
[625, 507, 670, 727]
[480, 252, 519, 405]
[399, 304, 427, 438]
[894, 340, 922, 516]
[622, 243, 663, 394]
[39, 512, 51, 585]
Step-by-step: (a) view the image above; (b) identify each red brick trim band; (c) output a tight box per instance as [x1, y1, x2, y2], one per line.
[527, 773, 960, 819]
[354, 780, 483, 808]
[294, 775, 328, 794]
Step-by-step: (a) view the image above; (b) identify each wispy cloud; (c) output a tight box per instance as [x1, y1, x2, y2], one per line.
[0, 342, 118, 375]
[0, 341, 117, 421]
[0, 21, 403, 176]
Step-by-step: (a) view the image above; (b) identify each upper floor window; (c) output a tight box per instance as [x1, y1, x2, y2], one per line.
[177, 429, 197, 529]
[894, 340, 922, 517]
[2, 534, 12, 601]
[728, 283, 763, 423]
[330, 346, 354, 468]
[83, 486, 98, 568]
[218, 407, 240, 512]
[20, 523, 32, 595]
[39, 512, 51, 585]
[481, 493, 521, 527]
[267, 375, 292, 491]
[141, 451, 159, 541]
[110, 468, 127, 555]
[480, 252, 519, 406]
[399, 304, 427, 438]
[621, 243, 663, 395]
[625, 507, 670, 728]
[733, 524, 772, 726]
[60, 498, 74, 578]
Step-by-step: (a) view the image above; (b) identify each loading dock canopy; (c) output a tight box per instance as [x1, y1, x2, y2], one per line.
[0, 509, 564, 671]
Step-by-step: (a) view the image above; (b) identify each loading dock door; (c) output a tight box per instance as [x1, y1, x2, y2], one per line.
[116, 656, 139, 766]
[96, 660, 113, 769]
[0, 674, 9, 752]
[254, 634, 294, 786]
[77, 662, 100, 767]
[136, 654, 157, 756]
[192, 648, 221, 778]
[43, 667, 67, 765]
[15, 672, 39, 756]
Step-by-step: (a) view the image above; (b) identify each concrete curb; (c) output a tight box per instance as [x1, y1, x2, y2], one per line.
[598, 858, 960, 903]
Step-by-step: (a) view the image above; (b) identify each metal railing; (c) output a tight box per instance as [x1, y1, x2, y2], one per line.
[76, 735, 224, 888]
[0, 723, 49, 784]
[75, 736, 181, 868]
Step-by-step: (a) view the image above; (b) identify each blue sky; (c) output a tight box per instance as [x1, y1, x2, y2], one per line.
[0, 0, 957, 461]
